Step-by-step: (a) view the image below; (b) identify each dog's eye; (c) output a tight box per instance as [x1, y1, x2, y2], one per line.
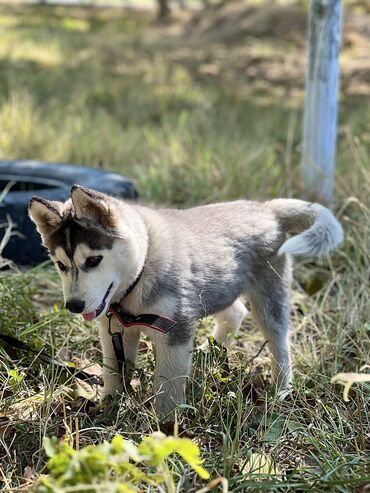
[56, 261, 66, 272]
[85, 255, 103, 269]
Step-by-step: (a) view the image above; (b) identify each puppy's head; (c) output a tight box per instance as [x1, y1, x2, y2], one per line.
[29, 185, 146, 321]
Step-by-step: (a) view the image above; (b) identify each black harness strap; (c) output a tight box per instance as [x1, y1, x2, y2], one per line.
[106, 303, 176, 385]
[108, 303, 177, 334]
[106, 311, 126, 378]
[111, 262, 176, 334]
[106, 312, 126, 379]
[0, 333, 102, 386]
[110, 332, 125, 376]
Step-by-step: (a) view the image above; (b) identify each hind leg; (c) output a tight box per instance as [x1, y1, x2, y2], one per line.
[248, 258, 293, 393]
[213, 298, 248, 347]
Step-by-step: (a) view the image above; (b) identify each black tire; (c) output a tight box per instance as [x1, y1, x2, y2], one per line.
[0, 160, 138, 265]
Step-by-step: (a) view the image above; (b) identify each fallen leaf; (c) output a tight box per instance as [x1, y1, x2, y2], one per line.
[24, 466, 36, 480]
[331, 371, 370, 401]
[242, 452, 281, 476]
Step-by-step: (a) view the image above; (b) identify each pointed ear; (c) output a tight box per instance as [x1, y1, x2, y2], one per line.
[28, 197, 63, 237]
[70, 185, 115, 228]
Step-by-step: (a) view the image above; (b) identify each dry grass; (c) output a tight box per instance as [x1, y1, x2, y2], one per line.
[0, 3, 369, 491]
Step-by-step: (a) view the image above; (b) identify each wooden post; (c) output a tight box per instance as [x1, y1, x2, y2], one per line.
[301, 0, 342, 208]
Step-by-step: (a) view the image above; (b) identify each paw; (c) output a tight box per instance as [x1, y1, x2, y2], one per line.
[153, 385, 187, 420]
[276, 384, 293, 401]
[96, 393, 122, 425]
[99, 374, 123, 402]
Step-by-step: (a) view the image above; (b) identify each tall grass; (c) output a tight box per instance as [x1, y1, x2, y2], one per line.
[0, 4, 369, 492]
[0, 4, 369, 205]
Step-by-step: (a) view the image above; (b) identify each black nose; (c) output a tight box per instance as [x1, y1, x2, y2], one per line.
[65, 299, 85, 314]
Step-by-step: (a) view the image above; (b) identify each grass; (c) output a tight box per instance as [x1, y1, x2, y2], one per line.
[0, 2, 369, 491]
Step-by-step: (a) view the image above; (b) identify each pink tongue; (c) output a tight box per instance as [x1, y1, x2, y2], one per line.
[82, 310, 97, 321]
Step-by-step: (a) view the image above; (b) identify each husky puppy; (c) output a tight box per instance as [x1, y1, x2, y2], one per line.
[29, 186, 343, 416]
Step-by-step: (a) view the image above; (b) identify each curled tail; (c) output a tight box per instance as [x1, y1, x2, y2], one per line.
[269, 199, 344, 256]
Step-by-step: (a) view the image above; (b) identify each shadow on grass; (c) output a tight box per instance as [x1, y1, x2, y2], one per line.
[0, 3, 369, 206]
[0, 4, 301, 204]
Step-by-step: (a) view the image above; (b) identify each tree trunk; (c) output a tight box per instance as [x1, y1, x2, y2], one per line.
[157, 0, 171, 19]
[300, 0, 342, 208]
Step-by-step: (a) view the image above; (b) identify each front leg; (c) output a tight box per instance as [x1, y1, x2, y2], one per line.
[152, 334, 194, 418]
[98, 316, 140, 398]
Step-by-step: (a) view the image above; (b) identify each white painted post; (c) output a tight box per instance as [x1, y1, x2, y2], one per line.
[301, 0, 342, 208]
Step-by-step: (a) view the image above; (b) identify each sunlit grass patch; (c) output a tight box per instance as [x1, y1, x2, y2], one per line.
[0, 13, 18, 27]
[0, 31, 64, 66]
[0, 4, 369, 205]
[61, 16, 89, 32]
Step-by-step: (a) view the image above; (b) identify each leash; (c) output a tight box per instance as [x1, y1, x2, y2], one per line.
[0, 264, 176, 388]
[106, 312, 125, 377]
[0, 307, 176, 388]
[0, 333, 102, 386]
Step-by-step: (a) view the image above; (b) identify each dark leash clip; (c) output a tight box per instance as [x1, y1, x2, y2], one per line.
[106, 311, 114, 336]
[106, 310, 125, 380]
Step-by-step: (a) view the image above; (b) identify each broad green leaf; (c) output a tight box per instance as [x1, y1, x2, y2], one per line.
[8, 369, 24, 385]
[43, 437, 58, 458]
